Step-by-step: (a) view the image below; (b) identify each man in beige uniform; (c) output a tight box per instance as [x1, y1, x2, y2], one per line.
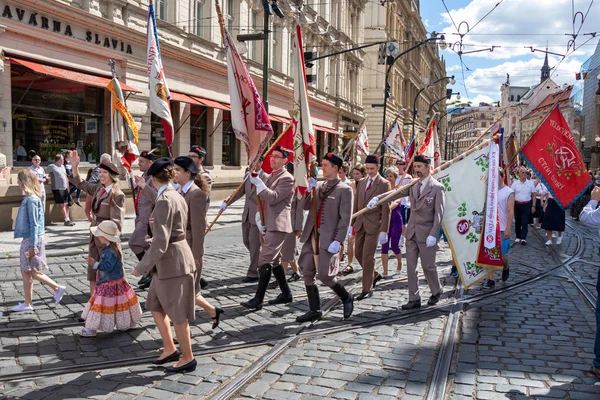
[241, 146, 294, 310]
[368, 154, 445, 309]
[351, 154, 391, 300]
[221, 158, 265, 282]
[296, 153, 354, 323]
[189, 145, 213, 204]
[130, 150, 155, 289]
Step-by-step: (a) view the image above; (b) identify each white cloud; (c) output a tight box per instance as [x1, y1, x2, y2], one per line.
[440, 0, 600, 60]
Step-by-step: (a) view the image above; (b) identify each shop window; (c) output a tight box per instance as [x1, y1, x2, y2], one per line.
[221, 111, 239, 166]
[150, 113, 170, 158]
[11, 63, 104, 163]
[315, 131, 326, 160]
[190, 105, 209, 164]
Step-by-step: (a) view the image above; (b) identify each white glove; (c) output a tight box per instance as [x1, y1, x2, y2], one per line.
[367, 196, 380, 209]
[219, 201, 228, 212]
[327, 241, 341, 254]
[347, 226, 354, 238]
[426, 235, 437, 247]
[250, 175, 267, 194]
[378, 232, 388, 244]
[255, 212, 266, 234]
[308, 177, 317, 192]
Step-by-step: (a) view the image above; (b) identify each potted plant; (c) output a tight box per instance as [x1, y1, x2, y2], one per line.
[83, 143, 97, 162]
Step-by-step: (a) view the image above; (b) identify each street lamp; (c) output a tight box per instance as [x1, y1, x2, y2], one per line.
[580, 136, 586, 149]
[412, 75, 455, 139]
[379, 32, 447, 171]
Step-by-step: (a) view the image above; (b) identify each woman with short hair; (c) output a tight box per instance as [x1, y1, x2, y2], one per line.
[341, 163, 367, 275]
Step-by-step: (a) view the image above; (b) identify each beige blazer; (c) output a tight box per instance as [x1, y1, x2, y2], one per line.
[259, 168, 294, 233]
[136, 187, 195, 279]
[389, 177, 445, 241]
[301, 181, 353, 249]
[291, 195, 305, 232]
[129, 174, 154, 253]
[353, 174, 391, 234]
[182, 182, 207, 261]
[231, 171, 265, 225]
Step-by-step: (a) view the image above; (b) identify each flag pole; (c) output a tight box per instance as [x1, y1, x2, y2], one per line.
[353, 134, 501, 219]
[205, 128, 290, 235]
[373, 114, 397, 154]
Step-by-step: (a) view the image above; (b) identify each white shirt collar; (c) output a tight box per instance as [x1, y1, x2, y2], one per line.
[157, 183, 172, 199]
[179, 180, 194, 194]
[103, 184, 114, 193]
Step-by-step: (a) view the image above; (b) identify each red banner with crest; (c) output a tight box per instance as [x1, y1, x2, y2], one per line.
[521, 106, 592, 209]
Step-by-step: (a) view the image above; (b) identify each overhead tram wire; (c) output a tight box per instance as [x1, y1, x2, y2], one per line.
[441, 0, 460, 32]
[467, 0, 506, 35]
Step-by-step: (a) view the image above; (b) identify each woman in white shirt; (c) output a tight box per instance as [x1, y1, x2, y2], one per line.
[539, 183, 565, 246]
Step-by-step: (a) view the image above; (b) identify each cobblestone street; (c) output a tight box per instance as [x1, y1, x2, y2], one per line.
[0, 207, 599, 399]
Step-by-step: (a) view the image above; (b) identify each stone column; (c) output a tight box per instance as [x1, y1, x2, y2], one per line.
[0, 56, 12, 169]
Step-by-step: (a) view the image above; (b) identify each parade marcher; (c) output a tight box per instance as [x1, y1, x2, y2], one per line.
[240, 146, 294, 310]
[396, 158, 412, 249]
[46, 154, 74, 226]
[29, 154, 47, 212]
[189, 145, 213, 203]
[132, 158, 197, 373]
[579, 186, 600, 379]
[510, 166, 536, 245]
[79, 221, 142, 337]
[130, 151, 156, 290]
[350, 154, 391, 300]
[338, 162, 351, 265]
[531, 175, 544, 227]
[70, 153, 125, 296]
[274, 162, 302, 286]
[12, 169, 66, 312]
[487, 168, 514, 287]
[85, 154, 112, 221]
[368, 154, 445, 309]
[541, 183, 565, 246]
[173, 156, 223, 328]
[341, 164, 367, 275]
[381, 166, 404, 276]
[64, 150, 82, 207]
[296, 153, 354, 322]
[222, 158, 265, 282]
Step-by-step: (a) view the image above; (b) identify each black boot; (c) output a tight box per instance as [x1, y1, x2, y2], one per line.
[296, 285, 322, 323]
[268, 265, 293, 305]
[331, 283, 354, 319]
[241, 264, 272, 310]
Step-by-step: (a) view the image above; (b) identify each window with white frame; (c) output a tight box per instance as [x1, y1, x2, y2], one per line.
[194, 0, 206, 38]
[157, 0, 168, 20]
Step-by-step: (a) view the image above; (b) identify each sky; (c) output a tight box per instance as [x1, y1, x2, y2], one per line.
[419, 0, 600, 105]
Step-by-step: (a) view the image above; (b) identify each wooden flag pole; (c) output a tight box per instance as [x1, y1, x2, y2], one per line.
[352, 135, 500, 219]
[310, 161, 320, 256]
[205, 128, 289, 235]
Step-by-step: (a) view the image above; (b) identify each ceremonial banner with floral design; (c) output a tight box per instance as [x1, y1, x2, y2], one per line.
[521, 106, 591, 209]
[434, 139, 498, 288]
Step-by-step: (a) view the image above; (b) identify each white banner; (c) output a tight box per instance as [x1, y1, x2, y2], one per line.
[484, 142, 499, 249]
[434, 140, 497, 288]
[383, 120, 404, 158]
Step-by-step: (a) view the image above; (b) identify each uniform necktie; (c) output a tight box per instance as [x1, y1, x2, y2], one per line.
[100, 188, 106, 197]
[416, 181, 422, 196]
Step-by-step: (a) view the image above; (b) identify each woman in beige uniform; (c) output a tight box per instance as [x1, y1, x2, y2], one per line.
[132, 158, 197, 373]
[70, 153, 125, 295]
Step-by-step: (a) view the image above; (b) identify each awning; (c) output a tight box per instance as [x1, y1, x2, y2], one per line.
[190, 95, 230, 110]
[170, 91, 203, 105]
[9, 57, 139, 92]
[315, 125, 342, 135]
[270, 115, 291, 124]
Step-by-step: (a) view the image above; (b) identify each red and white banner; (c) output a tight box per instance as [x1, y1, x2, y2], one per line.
[356, 124, 369, 156]
[291, 21, 317, 198]
[147, 3, 174, 155]
[521, 106, 592, 209]
[418, 120, 441, 167]
[108, 77, 139, 173]
[219, 5, 273, 172]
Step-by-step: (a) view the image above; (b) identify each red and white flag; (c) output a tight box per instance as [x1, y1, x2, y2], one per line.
[147, 1, 174, 156]
[262, 125, 294, 175]
[383, 119, 405, 158]
[218, 3, 273, 172]
[291, 21, 317, 198]
[418, 120, 441, 167]
[356, 124, 369, 156]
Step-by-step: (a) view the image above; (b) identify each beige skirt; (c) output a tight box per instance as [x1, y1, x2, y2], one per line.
[145, 272, 195, 324]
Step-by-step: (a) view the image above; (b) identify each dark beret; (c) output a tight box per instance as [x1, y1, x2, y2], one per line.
[99, 160, 119, 176]
[139, 150, 155, 161]
[146, 157, 173, 176]
[323, 152, 343, 168]
[273, 145, 289, 159]
[365, 154, 379, 164]
[414, 154, 431, 165]
[190, 145, 207, 158]
[173, 156, 199, 174]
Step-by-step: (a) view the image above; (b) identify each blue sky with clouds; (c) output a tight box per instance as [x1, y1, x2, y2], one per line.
[420, 0, 600, 104]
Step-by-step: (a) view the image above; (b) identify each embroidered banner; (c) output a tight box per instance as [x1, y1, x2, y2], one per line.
[521, 106, 591, 209]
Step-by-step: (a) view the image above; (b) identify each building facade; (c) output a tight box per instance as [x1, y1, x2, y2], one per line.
[445, 105, 500, 159]
[362, 0, 446, 165]
[0, 0, 366, 181]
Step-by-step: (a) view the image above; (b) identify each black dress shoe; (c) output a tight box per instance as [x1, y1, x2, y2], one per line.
[152, 350, 181, 365]
[268, 293, 293, 305]
[240, 297, 262, 310]
[165, 359, 197, 373]
[268, 280, 279, 289]
[138, 275, 153, 290]
[427, 291, 442, 306]
[373, 274, 382, 288]
[200, 278, 208, 290]
[211, 308, 224, 330]
[242, 276, 259, 283]
[401, 300, 421, 310]
[356, 291, 372, 301]
[501, 268, 510, 282]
